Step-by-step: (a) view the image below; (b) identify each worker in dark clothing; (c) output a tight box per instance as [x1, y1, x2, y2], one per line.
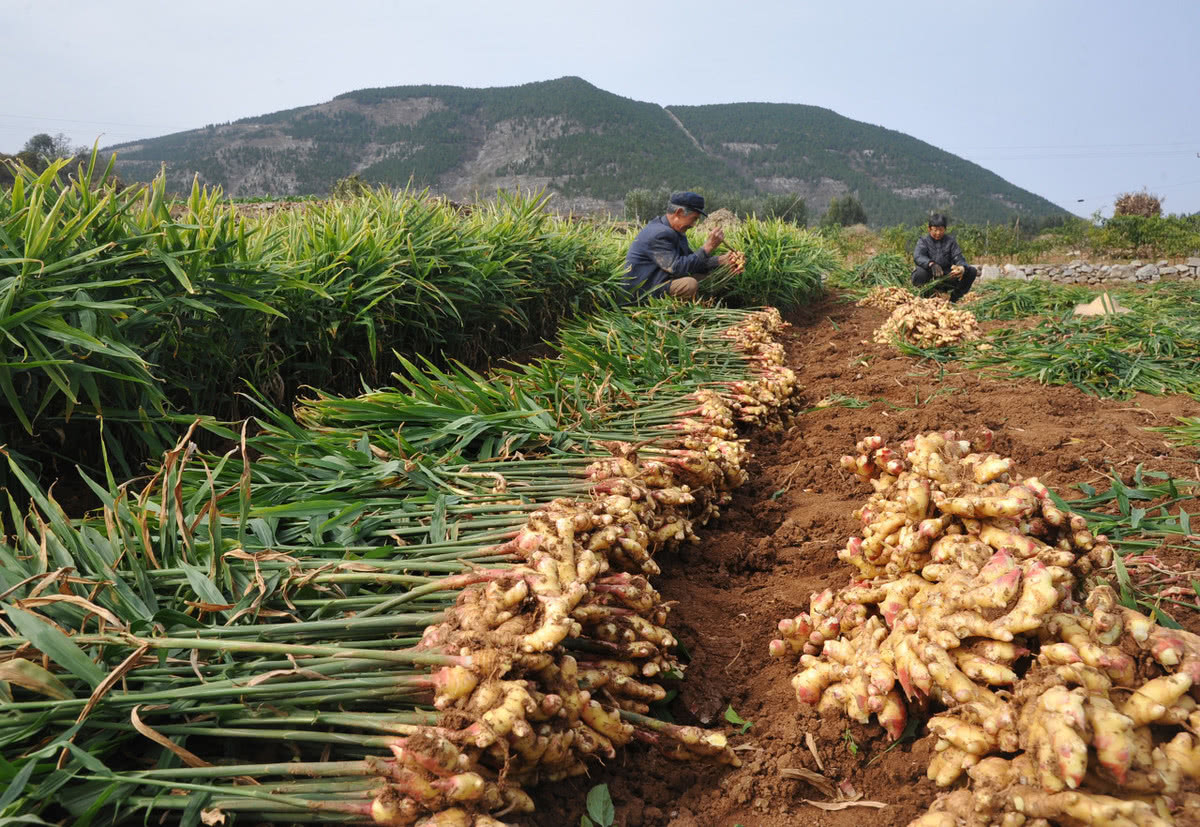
[625, 192, 743, 299]
[912, 213, 977, 302]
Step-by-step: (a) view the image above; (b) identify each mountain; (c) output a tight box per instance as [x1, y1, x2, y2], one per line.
[104, 77, 1066, 225]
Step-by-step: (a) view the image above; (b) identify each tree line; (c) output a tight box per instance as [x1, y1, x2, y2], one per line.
[0, 133, 88, 187]
[623, 187, 868, 229]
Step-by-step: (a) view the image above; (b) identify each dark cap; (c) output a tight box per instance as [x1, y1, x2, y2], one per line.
[668, 191, 707, 216]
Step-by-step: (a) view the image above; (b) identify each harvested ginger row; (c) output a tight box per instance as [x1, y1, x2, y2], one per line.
[771, 430, 1200, 826]
[366, 309, 795, 825]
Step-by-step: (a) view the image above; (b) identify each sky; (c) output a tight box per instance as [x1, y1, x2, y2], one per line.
[4, 0, 1199, 218]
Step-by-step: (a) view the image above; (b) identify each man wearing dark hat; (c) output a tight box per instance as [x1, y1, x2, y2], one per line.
[625, 192, 743, 299]
[912, 213, 977, 302]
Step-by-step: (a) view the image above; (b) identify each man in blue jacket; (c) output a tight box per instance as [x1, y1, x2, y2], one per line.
[912, 214, 977, 302]
[625, 192, 742, 299]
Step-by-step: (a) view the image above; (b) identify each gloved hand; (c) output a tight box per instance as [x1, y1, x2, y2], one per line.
[929, 262, 944, 279]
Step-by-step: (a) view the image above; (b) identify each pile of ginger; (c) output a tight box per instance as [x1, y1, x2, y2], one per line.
[771, 430, 1200, 826]
[858, 287, 983, 349]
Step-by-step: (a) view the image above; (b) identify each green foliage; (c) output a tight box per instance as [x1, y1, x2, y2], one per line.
[671, 101, 1065, 225]
[843, 252, 912, 289]
[581, 784, 615, 827]
[842, 727, 859, 755]
[0, 152, 174, 484]
[724, 704, 753, 733]
[0, 301, 775, 824]
[624, 189, 807, 226]
[1, 147, 828, 498]
[21, 133, 82, 165]
[0, 151, 627, 493]
[1091, 214, 1200, 257]
[821, 195, 868, 228]
[879, 213, 1199, 262]
[624, 187, 669, 223]
[880, 223, 922, 258]
[700, 191, 767, 219]
[762, 192, 807, 226]
[2, 134, 90, 188]
[866, 716, 921, 766]
[917, 282, 1200, 400]
[699, 218, 836, 309]
[329, 173, 372, 200]
[814, 222, 873, 260]
[1155, 416, 1200, 449]
[967, 279, 1091, 320]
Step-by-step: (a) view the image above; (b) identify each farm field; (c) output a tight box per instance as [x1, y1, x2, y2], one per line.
[4, 154, 1200, 826]
[529, 292, 1200, 827]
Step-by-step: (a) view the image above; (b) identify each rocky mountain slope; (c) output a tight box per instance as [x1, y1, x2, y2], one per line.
[105, 77, 1066, 224]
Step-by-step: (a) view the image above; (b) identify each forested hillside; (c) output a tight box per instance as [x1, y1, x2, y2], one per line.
[103, 77, 1067, 224]
[670, 102, 1064, 225]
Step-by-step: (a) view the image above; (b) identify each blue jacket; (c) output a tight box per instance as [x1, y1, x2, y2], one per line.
[625, 216, 719, 296]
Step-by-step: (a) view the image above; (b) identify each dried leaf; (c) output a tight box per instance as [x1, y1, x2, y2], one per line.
[223, 549, 299, 564]
[200, 809, 226, 826]
[75, 645, 150, 724]
[14, 594, 126, 629]
[0, 657, 72, 700]
[805, 731, 824, 772]
[0, 567, 72, 604]
[185, 601, 236, 613]
[246, 665, 328, 687]
[802, 800, 887, 811]
[59, 644, 152, 769]
[335, 562, 385, 573]
[780, 767, 836, 798]
[226, 605, 295, 623]
[131, 705, 212, 768]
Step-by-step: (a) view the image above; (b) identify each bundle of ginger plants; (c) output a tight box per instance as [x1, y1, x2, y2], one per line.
[0, 308, 799, 827]
[385, 310, 799, 823]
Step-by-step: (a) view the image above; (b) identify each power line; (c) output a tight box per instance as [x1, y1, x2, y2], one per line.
[1066, 175, 1200, 208]
[0, 128, 155, 143]
[0, 112, 194, 131]
[973, 151, 1197, 162]
[958, 140, 1197, 151]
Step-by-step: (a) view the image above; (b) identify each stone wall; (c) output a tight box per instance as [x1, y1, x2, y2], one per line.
[979, 257, 1200, 285]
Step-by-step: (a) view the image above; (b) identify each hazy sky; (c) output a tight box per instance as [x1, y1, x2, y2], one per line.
[4, 0, 1198, 217]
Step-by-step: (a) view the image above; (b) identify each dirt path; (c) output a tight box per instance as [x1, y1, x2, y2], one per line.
[661, 108, 708, 156]
[526, 293, 1200, 827]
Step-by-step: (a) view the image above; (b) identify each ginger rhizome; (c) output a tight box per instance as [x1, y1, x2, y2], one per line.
[771, 429, 1200, 825]
[858, 289, 983, 348]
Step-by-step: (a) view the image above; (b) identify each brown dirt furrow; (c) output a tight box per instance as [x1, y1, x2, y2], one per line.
[526, 293, 1200, 827]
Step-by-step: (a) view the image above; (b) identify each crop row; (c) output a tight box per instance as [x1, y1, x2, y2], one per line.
[1, 153, 832, 489]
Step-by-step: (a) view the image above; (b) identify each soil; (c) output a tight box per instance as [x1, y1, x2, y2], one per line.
[523, 292, 1200, 827]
